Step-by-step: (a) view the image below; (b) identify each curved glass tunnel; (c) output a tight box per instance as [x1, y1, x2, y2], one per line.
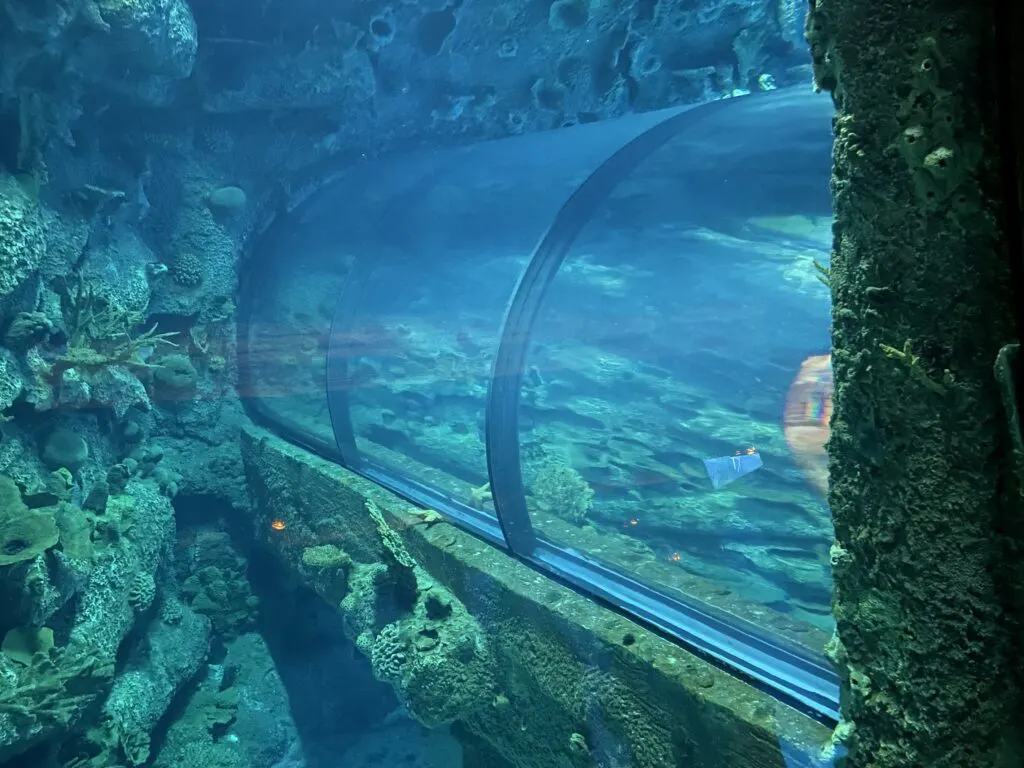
[239, 86, 839, 719]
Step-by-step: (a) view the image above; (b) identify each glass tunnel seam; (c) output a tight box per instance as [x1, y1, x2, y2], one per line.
[483, 92, 839, 723]
[237, 216, 347, 464]
[321, 169, 512, 547]
[484, 98, 740, 549]
[325, 256, 369, 464]
[324, 153, 461, 472]
[238, 88, 841, 727]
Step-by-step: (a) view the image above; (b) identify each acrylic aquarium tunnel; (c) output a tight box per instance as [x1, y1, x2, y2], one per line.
[239, 86, 839, 719]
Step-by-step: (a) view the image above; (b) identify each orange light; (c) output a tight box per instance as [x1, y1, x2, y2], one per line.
[783, 353, 832, 497]
[668, 552, 681, 562]
[270, 519, 287, 531]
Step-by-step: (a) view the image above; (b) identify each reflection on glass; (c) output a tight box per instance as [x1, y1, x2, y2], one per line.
[520, 133, 835, 644]
[783, 353, 832, 498]
[340, 250, 525, 514]
[331, 123, 659, 516]
[244, 242, 352, 445]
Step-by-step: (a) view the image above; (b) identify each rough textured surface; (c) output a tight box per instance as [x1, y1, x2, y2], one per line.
[240, 424, 831, 768]
[190, 0, 809, 138]
[102, 600, 211, 765]
[807, 0, 1024, 765]
[151, 632, 297, 768]
[0, 0, 842, 763]
[68, 481, 175, 658]
[13, 0, 1023, 762]
[0, 477, 173, 763]
[0, 173, 45, 305]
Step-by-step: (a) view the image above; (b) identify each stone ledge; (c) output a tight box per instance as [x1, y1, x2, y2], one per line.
[240, 424, 830, 768]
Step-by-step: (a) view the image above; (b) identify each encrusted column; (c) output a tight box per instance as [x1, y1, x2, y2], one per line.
[805, 0, 1024, 765]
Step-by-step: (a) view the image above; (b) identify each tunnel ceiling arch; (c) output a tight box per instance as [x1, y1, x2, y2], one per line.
[238, 86, 840, 721]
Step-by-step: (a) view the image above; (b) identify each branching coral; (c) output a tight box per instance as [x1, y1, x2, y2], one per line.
[812, 259, 830, 288]
[880, 339, 951, 396]
[51, 272, 177, 382]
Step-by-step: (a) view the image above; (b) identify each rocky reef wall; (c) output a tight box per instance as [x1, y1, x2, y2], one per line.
[807, 0, 1024, 765]
[0, 1, 823, 764]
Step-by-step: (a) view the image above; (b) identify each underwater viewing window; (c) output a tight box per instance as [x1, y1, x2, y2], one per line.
[239, 87, 841, 721]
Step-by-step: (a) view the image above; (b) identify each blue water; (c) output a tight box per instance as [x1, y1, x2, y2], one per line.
[0, 0, 843, 764]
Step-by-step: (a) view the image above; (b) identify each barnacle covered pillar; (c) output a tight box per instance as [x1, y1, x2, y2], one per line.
[806, 0, 1024, 765]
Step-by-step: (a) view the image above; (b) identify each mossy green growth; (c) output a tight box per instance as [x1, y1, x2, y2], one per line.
[811, 0, 1024, 764]
[459, 614, 679, 768]
[300, 543, 351, 570]
[995, 344, 1023, 491]
[0, 476, 59, 566]
[529, 460, 594, 524]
